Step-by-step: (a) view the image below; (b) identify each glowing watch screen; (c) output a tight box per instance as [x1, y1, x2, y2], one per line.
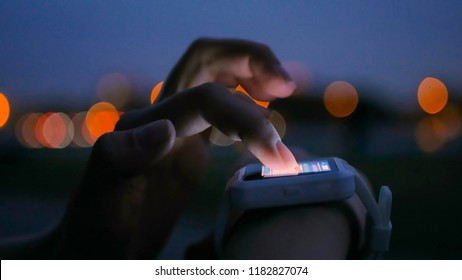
[261, 160, 332, 178]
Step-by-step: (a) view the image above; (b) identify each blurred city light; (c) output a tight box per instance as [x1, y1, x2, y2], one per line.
[235, 85, 270, 108]
[415, 104, 462, 153]
[15, 113, 43, 148]
[0, 93, 10, 128]
[323, 81, 359, 118]
[16, 112, 96, 149]
[97, 73, 132, 108]
[85, 102, 120, 142]
[416, 116, 447, 153]
[439, 104, 462, 140]
[151, 81, 164, 104]
[417, 77, 448, 114]
[42, 113, 74, 149]
[209, 127, 235, 146]
[269, 110, 286, 139]
[71, 112, 93, 147]
[35, 113, 52, 148]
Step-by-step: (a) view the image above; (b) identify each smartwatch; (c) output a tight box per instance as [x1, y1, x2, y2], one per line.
[214, 157, 392, 259]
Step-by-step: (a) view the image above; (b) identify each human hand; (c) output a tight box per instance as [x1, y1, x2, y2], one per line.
[159, 38, 296, 101]
[57, 38, 297, 259]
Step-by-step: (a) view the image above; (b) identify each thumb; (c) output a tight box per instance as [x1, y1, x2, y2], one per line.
[88, 119, 176, 178]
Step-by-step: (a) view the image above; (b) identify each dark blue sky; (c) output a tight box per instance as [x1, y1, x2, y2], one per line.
[1, 0, 462, 111]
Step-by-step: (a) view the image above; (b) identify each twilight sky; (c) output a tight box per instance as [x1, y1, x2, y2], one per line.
[1, 0, 461, 111]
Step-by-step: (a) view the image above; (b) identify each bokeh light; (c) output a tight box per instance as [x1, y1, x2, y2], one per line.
[85, 102, 120, 142]
[235, 85, 270, 108]
[15, 113, 42, 148]
[16, 112, 95, 149]
[151, 81, 164, 104]
[209, 127, 235, 146]
[269, 110, 286, 139]
[417, 77, 448, 114]
[71, 112, 93, 147]
[439, 104, 462, 140]
[35, 113, 52, 148]
[415, 104, 462, 153]
[416, 116, 447, 153]
[41, 112, 74, 149]
[97, 73, 132, 108]
[324, 81, 359, 118]
[0, 93, 10, 128]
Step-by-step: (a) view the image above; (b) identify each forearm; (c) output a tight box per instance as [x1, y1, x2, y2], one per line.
[0, 226, 61, 259]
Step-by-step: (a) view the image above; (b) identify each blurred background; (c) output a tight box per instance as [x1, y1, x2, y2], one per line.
[1, 1, 461, 259]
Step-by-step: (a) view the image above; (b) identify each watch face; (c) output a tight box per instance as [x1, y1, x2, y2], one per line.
[261, 160, 332, 178]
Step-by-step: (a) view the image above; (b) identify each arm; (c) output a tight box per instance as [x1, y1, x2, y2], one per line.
[0, 38, 296, 259]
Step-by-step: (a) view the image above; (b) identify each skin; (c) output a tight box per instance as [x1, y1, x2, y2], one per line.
[1, 38, 369, 260]
[0, 38, 298, 259]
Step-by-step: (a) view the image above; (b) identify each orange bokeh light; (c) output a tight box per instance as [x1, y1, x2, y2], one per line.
[71, 112, 94, 147]
[235, 85, 270, 108]
[0, 93, 10, 128]
[151, 81, 164, 104]
[415, 116, 447, 153]
[324, 81, 359, 118]
[42, 113, 74, 149]
[33, 112, 73, 148]
[439, 104, 462, 140]
[35, 113, 53, 148]
[417, 77, 448, 114]
[416, 104, 462, 153]
[16, 113, 43, 148]
[85, 102, 119, 141]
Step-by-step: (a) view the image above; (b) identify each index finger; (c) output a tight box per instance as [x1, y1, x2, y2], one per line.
[116, 83, 297, 170]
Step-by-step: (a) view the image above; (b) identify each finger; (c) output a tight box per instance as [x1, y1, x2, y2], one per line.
[230, 90, 271, 118]
[210, 55, 296, 101]
[238, 62, 297, 101]
[116, 83, 297, 170]
[159, 38, 296, 102]
[90, 119, 176, 178]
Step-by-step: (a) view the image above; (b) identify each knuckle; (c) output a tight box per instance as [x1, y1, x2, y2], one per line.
[195, 82, 227, 101]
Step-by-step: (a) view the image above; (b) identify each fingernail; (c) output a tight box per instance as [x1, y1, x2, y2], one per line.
[288, 81, 297, 90]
